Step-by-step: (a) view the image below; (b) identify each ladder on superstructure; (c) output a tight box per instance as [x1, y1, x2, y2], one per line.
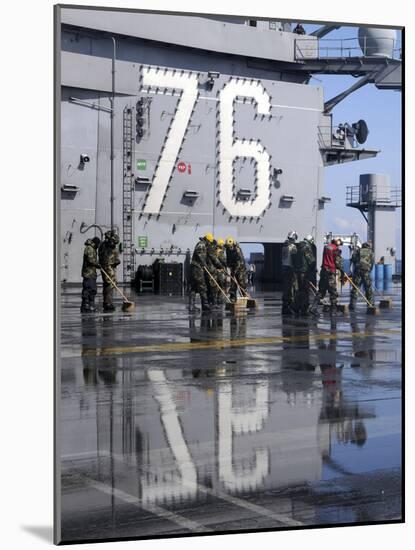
[122, 106, 135, 284]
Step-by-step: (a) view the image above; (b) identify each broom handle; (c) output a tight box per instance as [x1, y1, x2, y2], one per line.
[230, 274, 250, 298]
[101, 267, 130, 302]
[309, 281, 318, 294]
[203, 267, 232, 304]
[344, 272, 374, 308]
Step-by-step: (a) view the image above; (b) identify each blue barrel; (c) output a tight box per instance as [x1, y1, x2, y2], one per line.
[343, 259, 350, 274]
[384, 264, 392, 280]
[374, 278, 384, 292]
[370, 265, 375, 279]
[383, 278, 391, 292]
[375, 264, 384, 280]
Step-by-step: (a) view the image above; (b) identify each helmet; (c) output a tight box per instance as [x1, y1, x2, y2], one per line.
[226, 237, 235, 246]
[204, 232, 214, 243]
[105, 230, 119, 245]
[304, 234, 314, 244]
[287, 230, 298, 241]
[217, 238, 225, 247]
[92, 237, 101, 248]
[362, 242, 370, 248]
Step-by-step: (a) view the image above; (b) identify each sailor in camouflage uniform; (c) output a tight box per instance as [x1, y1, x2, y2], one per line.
[205, 238, 226, 308]
[189, 234, 213, 312]
[225, 238, 247, 302]
[281, 230, 298, 314]
[294, 234, 316, 316]
[215, 238, 228, 305]
[80, 237, 101, 313]
[349, 242, 375, 312]
[99, 230, 120, 312]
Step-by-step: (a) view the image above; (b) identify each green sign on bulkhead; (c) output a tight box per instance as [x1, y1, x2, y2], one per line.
[136, 159, 147, 170]
[138, 236, 148, 247]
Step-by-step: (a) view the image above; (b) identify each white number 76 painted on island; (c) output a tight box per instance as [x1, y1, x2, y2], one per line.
[142, 67, 272, 218]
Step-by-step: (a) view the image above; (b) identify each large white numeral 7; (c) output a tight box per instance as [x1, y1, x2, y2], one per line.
[142, 68, 199, 214]
[218, 79, 272, 217]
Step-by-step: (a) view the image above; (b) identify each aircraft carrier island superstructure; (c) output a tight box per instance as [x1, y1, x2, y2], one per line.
[58, 8, 401, 284]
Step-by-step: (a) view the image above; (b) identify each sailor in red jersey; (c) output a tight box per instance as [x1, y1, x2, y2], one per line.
[311, 238, 344, 315]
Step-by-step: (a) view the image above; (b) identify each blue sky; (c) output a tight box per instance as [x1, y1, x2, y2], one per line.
[243, 24, 402, 259]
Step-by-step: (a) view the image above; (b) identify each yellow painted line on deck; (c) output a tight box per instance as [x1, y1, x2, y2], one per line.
[82, 328, 400, 357]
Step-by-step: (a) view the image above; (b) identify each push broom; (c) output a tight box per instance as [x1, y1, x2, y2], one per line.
[100, 268, 136, 312]
[230, 274, 258, 309]
[203, 266, 232, 306]
[309, 279, 348, 314]
[343, 272, 379, 315]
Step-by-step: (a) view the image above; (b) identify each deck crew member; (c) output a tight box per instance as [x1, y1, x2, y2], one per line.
[189, 234, 213, 312]
[80, 237, 101, 313]
[225, 238, 247, 302]
[206, 237, 225, 309]
[312, 238, 343, 315]
[293, 23, 306, 35]
[294, 234, 316, 316]
[99, 230, 120, 312]
[215, 238, 228, 306]
[281, 230, 298, 314]
[349, 242, 375, 312]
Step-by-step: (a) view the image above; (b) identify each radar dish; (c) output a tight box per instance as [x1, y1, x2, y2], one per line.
[353, 119, 369, 144]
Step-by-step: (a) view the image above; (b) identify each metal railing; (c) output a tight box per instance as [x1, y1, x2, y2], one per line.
[346, 185, 401, 207]
[295, 37, 402, 60]
[346, 186, 361, 204]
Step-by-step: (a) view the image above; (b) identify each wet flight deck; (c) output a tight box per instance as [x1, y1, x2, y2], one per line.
[58, 285, 402, 543]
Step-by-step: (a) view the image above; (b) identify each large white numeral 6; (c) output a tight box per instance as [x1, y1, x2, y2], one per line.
[218, 80, 271, 217]
[142, 68, 198, 214]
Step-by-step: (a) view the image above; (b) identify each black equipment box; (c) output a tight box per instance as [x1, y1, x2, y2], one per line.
[153, 261, 183, 295]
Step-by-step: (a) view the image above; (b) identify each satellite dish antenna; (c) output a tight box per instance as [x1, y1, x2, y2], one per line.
[352, 119, 369, 144]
